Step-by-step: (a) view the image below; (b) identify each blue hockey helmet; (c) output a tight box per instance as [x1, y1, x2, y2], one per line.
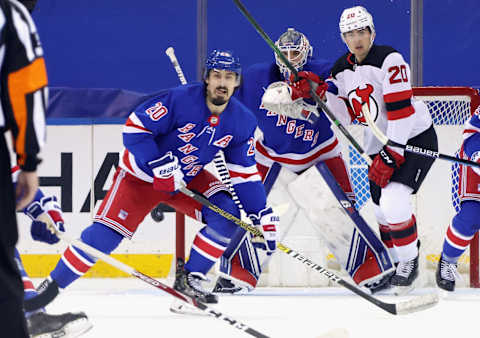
[204, 49, 242, 85]
[275, 28, 313, 80]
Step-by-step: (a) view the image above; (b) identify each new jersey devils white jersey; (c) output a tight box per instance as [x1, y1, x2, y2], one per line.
[327, 45, 432, 155]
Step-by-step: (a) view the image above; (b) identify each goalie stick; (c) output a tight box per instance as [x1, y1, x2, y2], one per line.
[179, 185, 438, 315]
[361, 102, 480, 169]
[38, 216, 269, 338]
[231, 0, 372, 167]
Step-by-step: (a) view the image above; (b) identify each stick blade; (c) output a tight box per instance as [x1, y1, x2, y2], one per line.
[395, 292, 439, 315]
[316, 328, 349, 338]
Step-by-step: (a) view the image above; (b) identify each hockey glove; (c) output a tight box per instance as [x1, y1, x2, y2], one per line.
[25, 196, 65, 244]
[289, 71, 328, 101]
[149, 151, 185, 192]
[368, 146, 405, 188]
[249, 207, 280, 256]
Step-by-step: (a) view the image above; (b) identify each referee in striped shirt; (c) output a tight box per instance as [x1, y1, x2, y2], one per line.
[0, 0, 47, 336]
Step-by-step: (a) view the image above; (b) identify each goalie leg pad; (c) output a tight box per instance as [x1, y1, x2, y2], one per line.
[217, 226, 261, 290]
[288, 162, 394, 286]
[323, 156, 355, 202]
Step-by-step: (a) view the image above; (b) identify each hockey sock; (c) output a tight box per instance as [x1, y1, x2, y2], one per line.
[442, 201, 480, 262]
[389, 216, 418, 262]
[378, 223, 399, 263]
[185, 226, 228, 275]
[13, 248, 37, 300]
[185, 192, 239, 275]
[14, 248, 45, 317]
[50, 222, 124, 288]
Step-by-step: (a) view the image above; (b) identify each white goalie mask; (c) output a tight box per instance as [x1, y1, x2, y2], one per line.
[274, 28, 313, 81]
[339, 6, 375, 50]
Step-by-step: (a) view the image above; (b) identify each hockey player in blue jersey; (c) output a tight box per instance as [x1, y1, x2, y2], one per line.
[214, 28, 371, 294]
[10, 166, 92, 338]
[26, 49, 279, 307]
[437, 108, 480, 291]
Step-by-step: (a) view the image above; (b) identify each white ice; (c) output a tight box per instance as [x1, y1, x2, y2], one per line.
[41, 278, 480, 338]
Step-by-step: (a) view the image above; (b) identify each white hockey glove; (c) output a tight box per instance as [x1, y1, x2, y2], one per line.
[148, 151, 185, 192]
[249, 207, 280, 256]
[260, 81, 318, 121]
[25, 196, 65, 244]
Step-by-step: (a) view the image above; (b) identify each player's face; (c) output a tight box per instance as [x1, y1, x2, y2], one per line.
[343, 27, 372, 62]
[205, 69, 238, 106]
[281, 50, 302, 65]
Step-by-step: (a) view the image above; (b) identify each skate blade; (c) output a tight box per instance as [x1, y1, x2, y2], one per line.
[169, 299, 207, 316]
[31, 317, 93, 338]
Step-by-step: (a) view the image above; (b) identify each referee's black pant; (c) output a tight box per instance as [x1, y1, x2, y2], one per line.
[0, 134, 28, 337]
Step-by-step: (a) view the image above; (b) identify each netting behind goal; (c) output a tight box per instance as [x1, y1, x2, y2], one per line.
[334, 87, 480, 288]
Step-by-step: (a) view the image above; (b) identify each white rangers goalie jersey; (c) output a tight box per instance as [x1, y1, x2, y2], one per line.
[326, 45, 432, 155]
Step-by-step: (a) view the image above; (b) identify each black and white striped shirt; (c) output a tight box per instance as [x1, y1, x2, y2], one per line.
[0, 0, 47, 171]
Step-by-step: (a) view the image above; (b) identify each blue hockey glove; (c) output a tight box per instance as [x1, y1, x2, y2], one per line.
[25, 196, 65, 244]
[249, 207, 279, 255]
[148, 152, 185, 192]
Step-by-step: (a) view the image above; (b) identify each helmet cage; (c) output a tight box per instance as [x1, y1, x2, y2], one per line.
[274, 28, 313, 80]
[204, 49, 242, 85]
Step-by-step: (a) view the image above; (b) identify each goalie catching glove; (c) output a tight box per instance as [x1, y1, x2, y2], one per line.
[25, 196, 65, 244]
[248, 207, 280, 255]
[368, 146, 405, 188]
[260, 81, 318, 121]
[148, 151, 186, 192]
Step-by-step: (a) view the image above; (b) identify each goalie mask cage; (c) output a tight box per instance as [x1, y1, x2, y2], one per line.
[175, 86, 480, 288]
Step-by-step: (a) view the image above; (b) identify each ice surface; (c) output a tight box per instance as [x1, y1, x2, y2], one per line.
[39, 278, 480, 338]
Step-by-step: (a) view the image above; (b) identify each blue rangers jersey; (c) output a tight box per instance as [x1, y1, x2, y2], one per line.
[235, 59, 341, 172]
[121, 83, 266, 214]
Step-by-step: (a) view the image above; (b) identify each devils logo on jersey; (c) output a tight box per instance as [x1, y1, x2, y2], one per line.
[348, 84, 379, 126]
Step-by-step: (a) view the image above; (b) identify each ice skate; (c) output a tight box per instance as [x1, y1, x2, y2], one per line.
[364, 270, 395, 295]
[390, 255, 419, 295]
[436, 256, 459, 292]
[173, 267, 218, 304]
[27, 311, 92, 338]
[212, 277, 243, 294]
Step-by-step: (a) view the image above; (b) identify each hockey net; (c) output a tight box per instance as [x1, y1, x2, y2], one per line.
[176, 86, 480, 288]
[331, 86, 480, 288]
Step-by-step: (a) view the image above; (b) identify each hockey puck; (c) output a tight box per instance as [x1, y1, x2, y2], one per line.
[150, 204, 165, 222]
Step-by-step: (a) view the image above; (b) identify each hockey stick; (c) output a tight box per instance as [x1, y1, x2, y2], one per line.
[38, 217, 269, 338]
[361, 102, 480, 169]
[165, 47, 187, 85]
[232, 0, 372, 167]
[179, 185, 438, 315]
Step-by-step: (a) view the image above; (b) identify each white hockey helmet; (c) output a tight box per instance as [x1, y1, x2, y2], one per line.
[339, 6, 375, 46]
[274, 28, 313, 80]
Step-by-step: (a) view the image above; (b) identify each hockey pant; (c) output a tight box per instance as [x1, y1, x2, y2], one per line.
[49, 168, 239, 289]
